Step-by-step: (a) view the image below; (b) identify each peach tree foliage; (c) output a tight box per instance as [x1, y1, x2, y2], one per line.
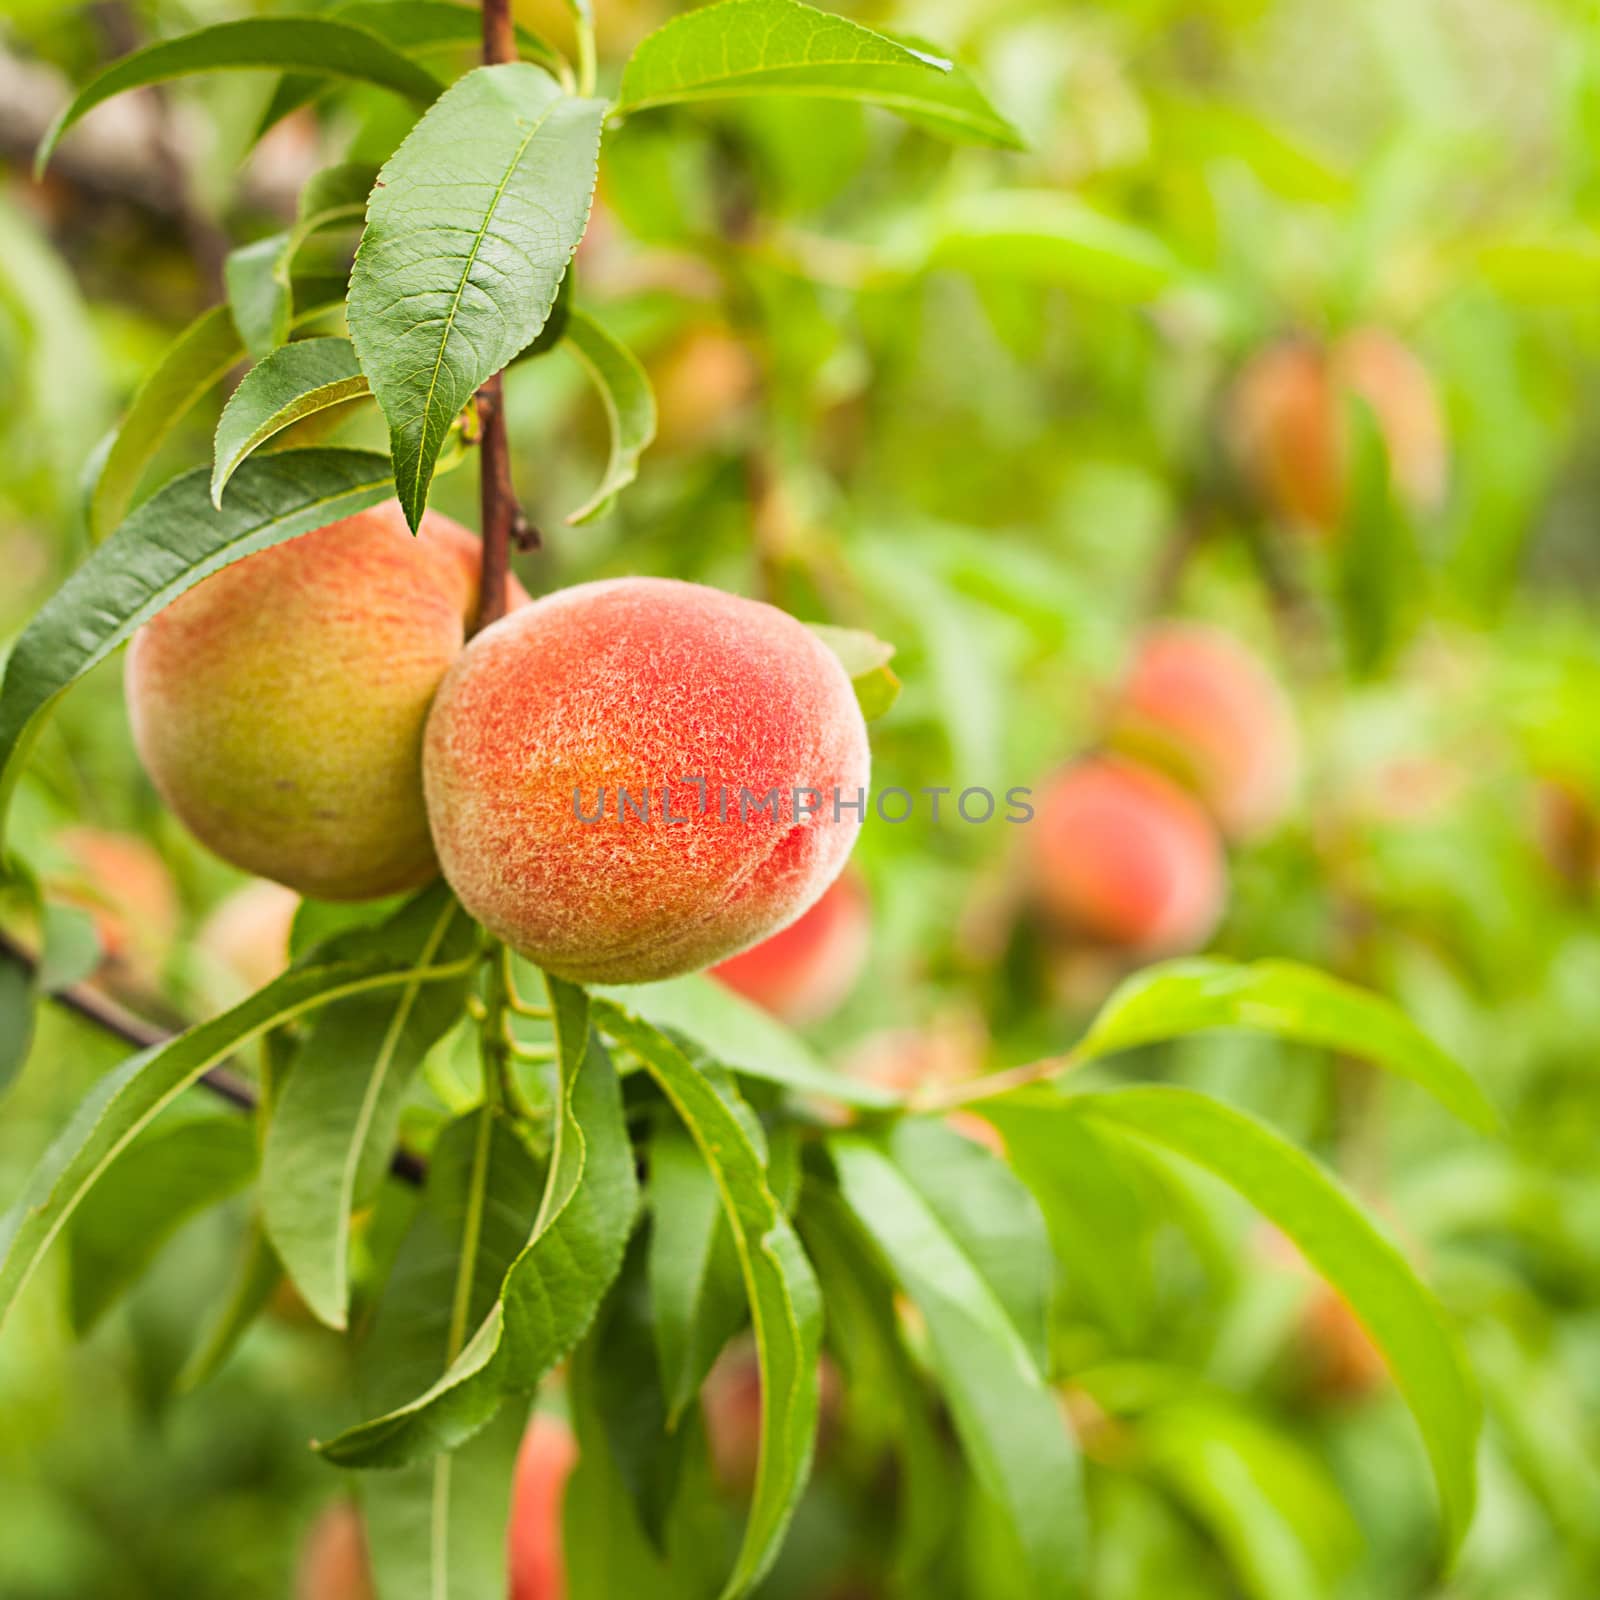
[0, 3, 1491, 1596]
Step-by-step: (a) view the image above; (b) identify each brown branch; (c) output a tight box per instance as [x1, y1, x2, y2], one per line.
[0, 928, 427, 1187]
[470, 0, 530, 637]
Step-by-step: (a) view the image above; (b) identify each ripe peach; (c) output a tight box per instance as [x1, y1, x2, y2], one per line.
[1030, 756, 1226, 955]
[126, 501, 521, 902]
[710, 869, 869, 1025]
[296, 1501, 374, 1600]
[509, 1414, 577, 1600]
[51, 826, 179, 992]
[1112, 623, 1299, 840]
[198, 879, 299, 997]
[422, 578, 871, 983]
[1229, 329, 1446, 532]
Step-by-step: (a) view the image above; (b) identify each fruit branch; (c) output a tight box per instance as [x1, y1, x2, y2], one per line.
[471, 0, 530, 637]
[0, 927, 428, 1186]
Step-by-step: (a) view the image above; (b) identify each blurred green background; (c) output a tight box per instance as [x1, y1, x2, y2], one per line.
[5, 0, 1600, 1596]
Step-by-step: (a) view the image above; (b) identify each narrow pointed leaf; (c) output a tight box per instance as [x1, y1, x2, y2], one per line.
[1069, 1085, 1482, 1558]
[829, 1134, 1084, 1600]
[616, 0, 1021, 148]
[808, 624, 900, 720]
[359, 1110, 545, 1600]
[595, 1001, 822, 1600]
[0, 448, 394, 856]
[648, 1124, 747, 1425]
[261, 887, 476, 1329]
[320, 978, 637, 1466]
[67, 1115, 257, 1334]
[0, 947, 470, 1328]
[37, 17, 442, 173]
[1076, 959, 1499, 1132]
[348, 63, 606, 528]
[212, 339, 370, 506]
[563, 308, 656, 524]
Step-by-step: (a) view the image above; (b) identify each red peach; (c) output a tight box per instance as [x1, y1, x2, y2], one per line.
[508, 1414, 577, 1600]
[1112, 622, 1299, 840]
[422, 578, 871, 983]
[1030, 757, 1227, 955]
[52, 826, 180, 991]
[1229, 329, 1447, 533]
[126, 501, 523, 901]
[197, 879, 299, 997]
[710, 869, 869, 1025]
[296, 1502, 374, 1600]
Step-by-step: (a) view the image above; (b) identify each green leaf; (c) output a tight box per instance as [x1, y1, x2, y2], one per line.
[829, 1134, 1084, 1600]
[37, 903, 104, 993]
[595, 1002, 822, 1600]
[648, 1124, 747, 1426]
[258, 0, 566, 139]
[932, 191, 1188, 301]
[0, 945, 472, 1329]
[616, 0, 1021, 149]
[211, 338, 370, 507]
[358, 1110, 545, 1600]
[563, 309, 657, 524]
[320, 978, 637, 1466]
[0, 948, 34, 1097]
[590, 971, 900, 1109]
[884, 1118, 1054, 1372]
[807, 623, 901, 720]
[0, 447, 394, 859]
[261, 887, 476, 1329]
[177, 1219, 285, 1391]
[1075, 959, 1499, 1133]
[347, 63, 606, 528]
[225, 163, 375, 358]
[1069, 1086, 1482, 1558]
[67, 1115, 257, 1335]
[37, 17, 443, 174]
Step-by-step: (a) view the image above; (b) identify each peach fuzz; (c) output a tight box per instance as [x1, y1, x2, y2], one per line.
[126, 500, 524, 902]
[1229, 329, 1446, 533]
[1030, 756, 1227, 955]
[296, 1501, 374, 1600]
[1113, 622, 1299, 840]
[710, 869, 869, 1025]
[423, 577, 871, 984]
[509, 1414, 577, 1600]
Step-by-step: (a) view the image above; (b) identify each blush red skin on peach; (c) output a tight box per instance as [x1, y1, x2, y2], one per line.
[1031, 756, 1227, 955]
[423, 577, 871, 984]
[127, 501, 524, 902]
[509, 1415, 577, 1600]
[710, 869, 870, 1025]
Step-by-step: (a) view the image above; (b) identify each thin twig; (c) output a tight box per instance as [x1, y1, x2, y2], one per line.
[0, 927, 427, 1186]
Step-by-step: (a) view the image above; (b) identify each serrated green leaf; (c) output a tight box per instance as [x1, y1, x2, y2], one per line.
[0, 945, 472, 1329]
[320, 978, 636, 1466]
[37, 17, 443, 174]
[67, 1115, 257, 1335]
[258, 0, 566, 139]
[648, 1124, 746, 1426]
[212, 340, 371, 508]
[226, 163, 377, 359]
[807, 623, 901, 720]
[590, 971, 900, 1109]
[0, 447, 394, 860]
[829, 1133, 1084, 1600]
[1076, 959, 1499, 1133]
[616, 0, 1021, 149]
[261, 886, 476, 1329]
[359, 1110, 545, 1600]
[564, 309, 657, 524]
[932, 191, 1187, 301]
[348, 63, 605, 528]
[1069, 1086, 1481, 1558]
[595, 1001, 822, 1600]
